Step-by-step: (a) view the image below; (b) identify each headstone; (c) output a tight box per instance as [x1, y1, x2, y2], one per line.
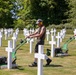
[74, 29, 76, 40]
[56, 32, 61, 47]
[4, 29, 8, 40]
[60, 30, 63, 42]
[15, 28, 19, 39]
[23, 28, 27, 36]
[0, 28, 3, 35]
[8, 29, 11, 37]
[6, 40, 14, 69]
[30, 39, 34, 53]
[62, 29, 66, 38]
[0, 32, 2, 47]
[10, 28, 13, 35]
[49, 36, 56, 57]
[12, 33, 17, 49]
[35, 45, 46, 75]
[46, 30, 50, 41]
[53, 28, 56, 37]
[50, 29, 54, 37]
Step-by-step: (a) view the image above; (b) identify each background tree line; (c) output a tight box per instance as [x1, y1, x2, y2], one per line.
[0, 0, 76, 29]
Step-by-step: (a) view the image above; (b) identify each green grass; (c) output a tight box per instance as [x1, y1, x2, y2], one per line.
[0, 29, 76, 75]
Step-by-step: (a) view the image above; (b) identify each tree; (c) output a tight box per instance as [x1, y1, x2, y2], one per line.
[13, 0, 34, 29]
[0, 0, 14, 28]
[13, 0, 70, 29]
[30, 0, 69, 26]
[68, 0, 76, 26]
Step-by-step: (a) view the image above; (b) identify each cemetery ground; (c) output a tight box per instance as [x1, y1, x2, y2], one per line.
[0, 29, 76, 75]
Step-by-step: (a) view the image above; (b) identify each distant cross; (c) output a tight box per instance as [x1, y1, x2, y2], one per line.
[46, 30, 50, 41]
[56, 32, 61, 47]
[0, 32, 2, 47]
[30, 38, 34, 53]
[49, 36, 56, 57]
[12, 33, 17, 49]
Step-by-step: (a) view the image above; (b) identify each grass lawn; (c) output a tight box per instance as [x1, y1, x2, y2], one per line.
[0, 29, 76, 75]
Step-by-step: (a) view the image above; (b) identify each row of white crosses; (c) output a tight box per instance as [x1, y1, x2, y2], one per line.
[49, 28, 66, 57]
[0, 28, 18, 48]
[73, 29, 76, 40]
[4, 28, 34, 69]
[4, 28, 14, 40]
[50, 28, 56, 37]
[46, 28, 56, 41]
[0, 28, 14, 47]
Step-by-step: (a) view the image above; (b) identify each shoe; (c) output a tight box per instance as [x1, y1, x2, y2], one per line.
[29, 62, 37, 67]
[46, 58, 52, 66]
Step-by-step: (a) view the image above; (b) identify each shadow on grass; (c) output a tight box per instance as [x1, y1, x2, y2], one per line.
[44, 64, 63, 67]
[56, 54, 71, 58]
[13, 66, 24, 70]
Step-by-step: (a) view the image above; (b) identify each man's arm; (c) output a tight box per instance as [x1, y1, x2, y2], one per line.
[26, 29, 38, 38]
[30, 26, 45, 38]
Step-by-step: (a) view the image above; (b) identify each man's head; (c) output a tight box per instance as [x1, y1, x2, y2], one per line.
[36, 19, 43, 26]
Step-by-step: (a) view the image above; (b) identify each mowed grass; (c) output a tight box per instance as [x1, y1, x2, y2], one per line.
[0, 29, 76, 75]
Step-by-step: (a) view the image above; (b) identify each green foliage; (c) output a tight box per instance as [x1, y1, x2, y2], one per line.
[13, 0, 70, 29]
[0, 0, 14, 28]
[47, 23, 75, 30]
[14, 19, 25, 29]
[68, 0, 76, 26]
[30, 0, 69, 26]
[0, 0, 76, 29]
[13, 0, 33, 29]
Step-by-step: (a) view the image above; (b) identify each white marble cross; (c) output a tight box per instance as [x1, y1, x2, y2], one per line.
[60, 30, 63, 42]
[6, 40, 14, 69]
[0, 32, 2, 47]
[12, 33, 17, 49]
[74, 29, 76, 40]
[46, 30, 50, 41]
[56, 32, 61, 48]
[30, 38, 34, 53]
[62, 29, 66, 38]
[50, 29, 54, 37]
[8, 29, 11, 37]
[4, 29, 8, 40]
[49, 36, 56, 57]
[35, 45, 46, 75]
[0, 28, 3, 34]
[53, 28, 56, 37]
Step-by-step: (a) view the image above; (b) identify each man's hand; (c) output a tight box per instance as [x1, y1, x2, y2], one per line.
[25, 35, 30, 39]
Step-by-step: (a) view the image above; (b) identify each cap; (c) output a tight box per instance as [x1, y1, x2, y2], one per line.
[36, 19, 43, 24]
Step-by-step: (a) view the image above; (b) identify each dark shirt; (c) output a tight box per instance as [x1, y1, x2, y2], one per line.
[37, 25, 46, 45]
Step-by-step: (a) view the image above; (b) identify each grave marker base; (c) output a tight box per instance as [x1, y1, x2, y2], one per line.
[0, 64, 17, 69]
[56, 53, 69, 57]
